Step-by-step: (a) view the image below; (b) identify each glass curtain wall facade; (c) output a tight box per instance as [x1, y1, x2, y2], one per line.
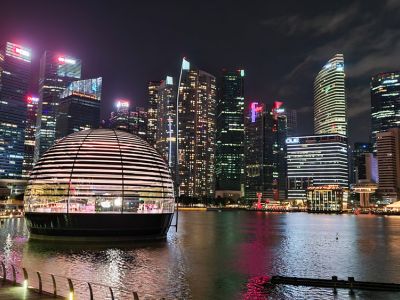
[314, 54, 347, 136]
[178, 60, 216, 197]
[244, 102, 287, 203]
[147, 81, 161, 146]
[56, 78, 102, 138]
[22, 96, 39, 178]
[370, 72, 400, 151]
[155, 76, 176, 173]
[25, 129, 175, 214]
[35, 51, 82, 162]
[215, 69, 245, 193]
[0, 42, 32, 179]
[287, 134, 349, 200]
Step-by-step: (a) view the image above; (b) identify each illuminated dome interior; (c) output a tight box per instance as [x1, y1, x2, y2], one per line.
[24, 129, 175, 214]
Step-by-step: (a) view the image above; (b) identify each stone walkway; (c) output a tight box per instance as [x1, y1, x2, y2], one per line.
[0, 281, 63, 299]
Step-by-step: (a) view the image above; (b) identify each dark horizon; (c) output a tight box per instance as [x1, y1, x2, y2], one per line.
[1, 0, 400, 144]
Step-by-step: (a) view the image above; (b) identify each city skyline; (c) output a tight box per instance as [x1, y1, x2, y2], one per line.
[1, 1, 400, 143]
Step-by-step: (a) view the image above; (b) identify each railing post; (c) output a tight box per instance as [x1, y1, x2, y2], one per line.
[87, 282, 93, 300]
[51, 274, 57, 297]
[67, 278, 74, 300]
[37, 272, 42, 294]
[133, 291, 140, 300]
[11, 264, 16, 285]
[1, 262, 6, 282]
[22, 268, 28, 288]
[109, 287, 114, 300]
[332, 276, 337, 294]
[348, 277, 355, 295]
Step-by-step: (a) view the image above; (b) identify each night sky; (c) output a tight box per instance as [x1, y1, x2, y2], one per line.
[1, 0, 400, 143]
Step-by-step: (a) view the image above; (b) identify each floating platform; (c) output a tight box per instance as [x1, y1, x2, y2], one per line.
[25, 212, 174, 241]
[269, 275, 400, 291]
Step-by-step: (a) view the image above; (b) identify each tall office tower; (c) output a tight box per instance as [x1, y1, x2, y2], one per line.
[314, 54, 347, 136]
[177, 58, 216, 197]
[376, 128, 400, 202]
[56, 77, 102, 138]
[371, 72, 400, 151]
[286, 108, 298, 137]
[110, 99, 130, 131]
[147, 81, 161, 146]
[270, 102, 288, 200]
[244, 102, 287, 203]
[0, 42, 32, 179]
[352, 143, 373, 183]
[215, 69, 245, 198]
[287, 134, 349, 200]
[129, 107, 148, 139]
[155, 76, 176, 171]
[109, 100, 147, 138]
[22, 96, 39, 178]
[244, 102, 265, 203]
[35, 51, 82, 161]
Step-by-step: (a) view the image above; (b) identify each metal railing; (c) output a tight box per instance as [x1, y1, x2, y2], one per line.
[1, 260, 142, 299]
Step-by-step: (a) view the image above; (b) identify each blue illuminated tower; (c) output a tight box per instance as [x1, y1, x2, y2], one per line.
[35, 51, 82, 161]
[0, 42, 32, 179]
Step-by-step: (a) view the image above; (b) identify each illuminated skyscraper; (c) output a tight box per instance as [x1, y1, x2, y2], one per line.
[147, 80, 161, 147]
[370, 72, 400, 151]
[155, 76, 176, 171]
[376, 128, 400, 202]
[56, 77, 102, 138]
[177, 58, 216, 197]
[109, 100, 147, 139]
[0, 42, 32, 179]
[35, 51, 82, 161]
[110, 99, 130, 131]
[215, 69, 245, 197]
[352, 143, 373, 183]
[287, 134, 349, 200]
[22, 95, 39, 178]
[314, 54, 347, 136]
[244, 102, 287, 203]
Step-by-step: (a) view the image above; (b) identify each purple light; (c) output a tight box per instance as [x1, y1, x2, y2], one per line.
[250, 102, 258, 123]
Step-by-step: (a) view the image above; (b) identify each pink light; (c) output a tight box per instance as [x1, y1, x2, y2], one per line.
[26, 95, 39, 104]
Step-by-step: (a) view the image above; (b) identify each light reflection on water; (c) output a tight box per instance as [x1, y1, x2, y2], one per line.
[1, 212, 400, 299]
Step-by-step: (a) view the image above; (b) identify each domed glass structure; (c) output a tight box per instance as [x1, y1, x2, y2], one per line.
[24, 129, 175, 239]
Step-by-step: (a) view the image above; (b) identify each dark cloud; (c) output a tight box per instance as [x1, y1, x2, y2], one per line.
[0, 0, 398, 144]
[262, 0, 400, 142]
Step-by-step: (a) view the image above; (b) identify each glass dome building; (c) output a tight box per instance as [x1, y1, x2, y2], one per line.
[24, 129, 175, 240]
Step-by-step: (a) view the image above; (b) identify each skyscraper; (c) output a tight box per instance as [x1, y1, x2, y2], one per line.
[370, 72, 400, 151]
[147, 80, 161, 146]
[177, 58, 216, 197]
[35, 51, 82, 161]
[287, 134, 349, 200]
[244, 102, 287, 203]
[109, 100, 147, 139]
[155, 76, 176, 171]
[109, 99, 130, 131]
[0, 42, 32, 179]
[56, 77, 102, 138]
[215, 69, 245, 197]
[376, 128, 400, 202]
[22, 95, 39, 178]
[352, 143, 373, 183]
[314, 54, 347, 136]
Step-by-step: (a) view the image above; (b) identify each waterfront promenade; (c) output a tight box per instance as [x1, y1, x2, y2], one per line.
[0, 281, 59, 300]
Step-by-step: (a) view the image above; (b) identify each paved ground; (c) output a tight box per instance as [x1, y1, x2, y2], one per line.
[0, 282, 63, 299]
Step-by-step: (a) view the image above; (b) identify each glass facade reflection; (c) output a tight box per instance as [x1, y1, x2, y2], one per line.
[24, 129, 175, 214]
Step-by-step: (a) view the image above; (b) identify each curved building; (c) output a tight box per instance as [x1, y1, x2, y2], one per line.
[24, 129, 175, 240]
[314, 54, 347, 136]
